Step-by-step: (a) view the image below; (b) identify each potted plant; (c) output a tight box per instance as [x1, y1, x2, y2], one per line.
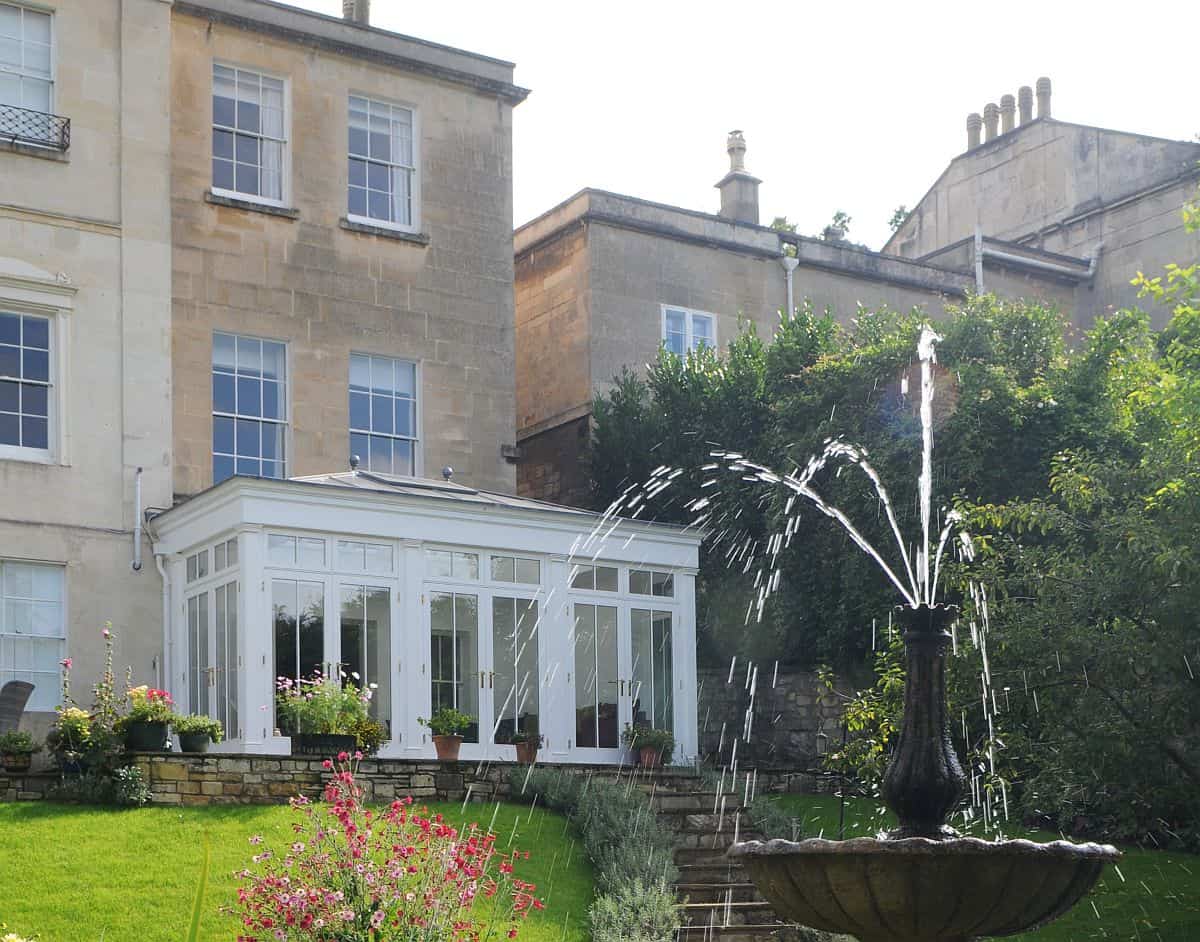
[419, 707, 473, 761]
[48, 705, 92, 773]
[276, 673, 371, 756]
[173, 714, 223, 754]
[621, 725, 675, 769]
[510, 729, 543, 765]
[0, 730, 41, 774]
[122, 685, 174, 751]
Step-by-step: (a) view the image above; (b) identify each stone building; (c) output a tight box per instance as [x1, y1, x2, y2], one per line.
[514, 81, 1200, 505]
[0, 0, 174, 731]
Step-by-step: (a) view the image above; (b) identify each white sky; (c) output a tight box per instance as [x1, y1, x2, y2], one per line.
[293, 0, 1199, 250]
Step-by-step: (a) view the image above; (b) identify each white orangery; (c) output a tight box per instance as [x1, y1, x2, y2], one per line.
[150, 470, 701, 764]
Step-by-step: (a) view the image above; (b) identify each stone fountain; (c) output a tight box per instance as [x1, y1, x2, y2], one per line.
[724, 329, 1119, 942]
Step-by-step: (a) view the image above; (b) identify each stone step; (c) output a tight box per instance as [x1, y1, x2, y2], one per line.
[650, 791, 744, 814]
[675, 881, 762, 905]
[660, 810, 750, 835]
[679, 900, 783, 928]
[675, 922, 800, 941]
[675, 861, 752, 885]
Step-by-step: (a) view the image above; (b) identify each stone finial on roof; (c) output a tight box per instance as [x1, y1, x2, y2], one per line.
[727, 130, 747, 172]
[1018, 86, 1033, 124]
[983, 103, 1000, 141]
[1036, 77, 1052, 118]
[1000, 94, 1015, 133]
[967, 112, 982, 150]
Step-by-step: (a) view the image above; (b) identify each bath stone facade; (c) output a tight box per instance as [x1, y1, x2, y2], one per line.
[170, 0, 529, 499]
[0, 0, 174, 732]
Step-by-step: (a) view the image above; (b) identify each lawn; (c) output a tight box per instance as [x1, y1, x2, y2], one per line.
[769, 793, 1200, 942]
[0, 798, 593, 942]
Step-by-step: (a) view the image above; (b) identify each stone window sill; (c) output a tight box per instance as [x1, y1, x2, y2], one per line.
[0, 139, 69, 162]
[205, 190, 299, 219]
[339, 217, 430, 245]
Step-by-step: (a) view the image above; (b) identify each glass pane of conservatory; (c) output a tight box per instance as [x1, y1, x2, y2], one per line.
[491, 596, 539, 745]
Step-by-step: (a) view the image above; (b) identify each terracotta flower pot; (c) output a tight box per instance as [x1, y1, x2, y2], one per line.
[514, 740, 538, 764]
[639, 744, 663, 769]
[1, 753, 32, 774]
[432, 734, 463, 761]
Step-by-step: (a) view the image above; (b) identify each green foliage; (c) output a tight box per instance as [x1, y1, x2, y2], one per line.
[620, 724, 675, 757]
[888, 205, 909, 232]
[588, 880, 679, 942]
[0, 732, 39, 756]
[418, 706, 474, 737]
[275, 676, 372, 736]
[171, 714, 223, 743]
[187, 837, 211, 942]
[745, 792, 803, 840]
[344, 714, 387, 754]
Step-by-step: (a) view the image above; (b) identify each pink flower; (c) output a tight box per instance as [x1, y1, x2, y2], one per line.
[102, 628, 111, 638]
[60, 657, 72, 669]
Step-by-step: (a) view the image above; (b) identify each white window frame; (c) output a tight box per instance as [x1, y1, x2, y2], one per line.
[210, 61, 291, 209]
[349, 352, 421, 477]
[0, 258, 74, 465]
[660, 305, 717, 356]
[346, 93, 420, 234]
[212, 330, 289, 484]
[0, 1, 55, 119]
[0, 557, 66, 713]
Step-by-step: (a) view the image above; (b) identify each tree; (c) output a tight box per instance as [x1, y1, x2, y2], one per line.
[888, 205, 909, 232]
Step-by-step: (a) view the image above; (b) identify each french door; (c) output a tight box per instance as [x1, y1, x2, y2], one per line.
[186, 580, 241, 741]
[425, 588, 541, 760]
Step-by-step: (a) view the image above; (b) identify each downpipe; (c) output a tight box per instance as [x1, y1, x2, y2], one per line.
[131, 466, 143, 571]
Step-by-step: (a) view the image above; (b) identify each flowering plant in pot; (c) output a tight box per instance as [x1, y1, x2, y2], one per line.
[172, 714, 223, 754]
[419, 707, 473, 761]
[509, 728, 543, 765]
[276, 672, 376, 756]
[0, 731, 41, 774]
[621, 725, 675, 768]
[121, 685, 174, 751]
[225, 752, 543, 938]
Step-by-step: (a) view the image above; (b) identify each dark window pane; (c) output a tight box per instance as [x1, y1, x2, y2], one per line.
[261, 422, 281, 460]
[348, 187, 367, 217]
[368, 190, 389, 220]
[22, 348, 48, 382]
[348, 126, 368, 157]
[395, 399, 414, 437]
[235, 133, 259, 164]
[350, 432, 369, 467]
[237, 100, 260, 134]
[0, 314, 19, 345]
[235, 163, 259, 196]
[0, 412, 17, 445]
[0, 380, 16, 412]
[349, 391, 369, 430]
[22, 317, 48, 349]
[212, 373, 235, 414]
[394, 439, 413, 475]
[22, 383, 46, 417]
[261, 380, 281, 420]
[21, 415, 47, 449]
[0, 346, 19, 379]
[213, 415, 234, 455]
[236, 418, 260, 458]
[371, 394, 393, 434]
[348, 158, 366, 187]
[369, 434, 391, 472]
[236, 376, 261, 417]
[213, 158, 234, 191]
[367, 162, 389, 191]
[236, 457, 260, 477]
[261, 459, 281, 479]
[213, 454, 235, 484]
[213, 129, 234, 159]
[369, 130, 389, 162]
[213, 95, 235, 128]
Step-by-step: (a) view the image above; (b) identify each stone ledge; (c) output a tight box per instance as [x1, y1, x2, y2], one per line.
[0, 138, 70, 162]
[339, 217, 430, 245]
[205, 190, 300, 219]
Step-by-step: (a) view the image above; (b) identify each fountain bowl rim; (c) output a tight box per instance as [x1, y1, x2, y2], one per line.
[728, 835, 1120, 862]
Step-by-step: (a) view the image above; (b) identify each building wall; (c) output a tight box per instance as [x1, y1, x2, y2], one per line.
[0, 0, 174, 724]
[516, 415, 590, 506]
[170, 8, 518, 498]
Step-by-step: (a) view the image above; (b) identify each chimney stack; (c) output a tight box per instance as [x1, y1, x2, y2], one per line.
[342, 0, 369, 24]
[1018, 86, 1033, 125]
[1036, 77, 1051, 118]
[1000, 94, 1015, 133]
[983, 103, 1000, 141]
[715, 130, 762, 225]
[966, 112, 982, 149]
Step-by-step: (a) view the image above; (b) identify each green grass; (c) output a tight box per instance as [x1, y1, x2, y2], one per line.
[768, 793, 1200, 942]
[0, 799, 592, 942]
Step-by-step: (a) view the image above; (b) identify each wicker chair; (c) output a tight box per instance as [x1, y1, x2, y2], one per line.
[0, 680, 34, 733]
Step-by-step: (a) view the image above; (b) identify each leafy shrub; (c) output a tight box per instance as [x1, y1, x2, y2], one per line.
[171, 714, 223, 742]
[589, 879, 679, 942]
[0, 731, 39, 756]
[111, 766, 151, 807]
[275, 673, 373, 736]
[620, 724, 676, 759]
[343, 713, 387, 754]
[746, 793, 802, 841]
[418, 706, 474, 737]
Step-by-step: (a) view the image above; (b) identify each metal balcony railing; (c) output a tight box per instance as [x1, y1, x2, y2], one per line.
[0, 101, 70, 152]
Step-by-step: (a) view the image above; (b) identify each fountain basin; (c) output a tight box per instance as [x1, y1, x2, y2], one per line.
[729, 835, 1119, 942]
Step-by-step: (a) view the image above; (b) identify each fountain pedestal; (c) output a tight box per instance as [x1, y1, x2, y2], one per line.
[729, 605, 1119, 941]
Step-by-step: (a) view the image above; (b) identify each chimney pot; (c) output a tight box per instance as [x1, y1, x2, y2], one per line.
[1036, 76, 1051, 118]
[1000, 94, 1015, 133]
[1018, 86, 1034, 124]
[983, 103, 1000, 141]
[715, 129, 761, 225]
[343, 0, 369, 24]
[966, 112, 982, 149]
